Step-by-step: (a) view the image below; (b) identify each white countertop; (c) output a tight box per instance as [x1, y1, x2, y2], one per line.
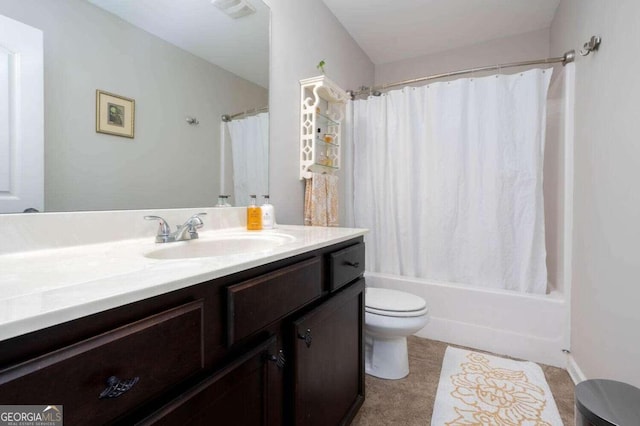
[0, 225, 366, 342]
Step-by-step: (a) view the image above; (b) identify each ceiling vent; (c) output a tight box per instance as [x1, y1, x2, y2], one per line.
[212, 0, 256, 19]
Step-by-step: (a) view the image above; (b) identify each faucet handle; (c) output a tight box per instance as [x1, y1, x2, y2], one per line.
[177, 213, 207, 240]
[187, 212, 207, 229]
[144, 215, 173, 243]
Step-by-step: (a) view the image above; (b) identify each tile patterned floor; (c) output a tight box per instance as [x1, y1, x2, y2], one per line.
[352, 336, 575, 425]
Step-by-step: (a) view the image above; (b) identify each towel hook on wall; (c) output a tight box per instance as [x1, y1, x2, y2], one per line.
[579, 36, 601, 57]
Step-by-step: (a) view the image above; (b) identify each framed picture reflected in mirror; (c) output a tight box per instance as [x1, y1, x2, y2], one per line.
[96, 90, 135, 138]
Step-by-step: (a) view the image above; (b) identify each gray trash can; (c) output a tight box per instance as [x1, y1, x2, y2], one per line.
[575, 379, 640, 425]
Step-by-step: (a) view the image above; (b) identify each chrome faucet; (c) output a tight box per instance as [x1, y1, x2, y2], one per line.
[144, 213, 207, 243]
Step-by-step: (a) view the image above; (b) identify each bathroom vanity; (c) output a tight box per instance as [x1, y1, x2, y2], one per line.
[0, 215, 366, 426]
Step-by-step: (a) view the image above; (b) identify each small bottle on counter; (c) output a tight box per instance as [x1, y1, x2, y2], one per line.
[261, 195, 275, 230]
[216, 195, 232, 207]
[247, 195, 262, 230]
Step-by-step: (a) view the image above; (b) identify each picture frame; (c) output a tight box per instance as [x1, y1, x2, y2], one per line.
[96, 90, 135, 138]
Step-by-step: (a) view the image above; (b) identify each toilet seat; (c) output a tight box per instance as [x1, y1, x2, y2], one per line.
[365, 287, 429, 318]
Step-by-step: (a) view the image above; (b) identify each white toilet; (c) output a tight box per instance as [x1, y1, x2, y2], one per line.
[364, 287, 429, 380]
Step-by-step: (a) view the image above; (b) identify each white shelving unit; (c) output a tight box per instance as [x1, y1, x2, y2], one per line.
[299, 75, 348, 180]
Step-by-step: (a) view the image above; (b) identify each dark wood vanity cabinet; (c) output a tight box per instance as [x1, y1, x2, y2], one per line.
[0, 237, 365, 426]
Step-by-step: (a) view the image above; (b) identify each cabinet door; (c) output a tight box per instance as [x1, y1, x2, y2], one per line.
[137, 335, 282, 426]
[291, 278, 365, 426]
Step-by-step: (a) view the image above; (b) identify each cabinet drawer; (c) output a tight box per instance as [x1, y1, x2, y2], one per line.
[328, 242, 365, 291]
[0, 300, 204, 426]
[227, 257, 321, 345]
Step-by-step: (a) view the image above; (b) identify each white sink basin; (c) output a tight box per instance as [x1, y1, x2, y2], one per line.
[144, 232, 296, 260]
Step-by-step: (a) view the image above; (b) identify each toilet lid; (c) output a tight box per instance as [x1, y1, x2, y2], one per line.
[365, 287, 427, 313]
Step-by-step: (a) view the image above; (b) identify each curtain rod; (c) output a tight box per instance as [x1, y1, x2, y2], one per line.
[348, 49, 576, 99]
[221, 106, 268, 122]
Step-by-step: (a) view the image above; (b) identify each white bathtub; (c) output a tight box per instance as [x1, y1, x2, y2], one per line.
[365, 272, 569, 367]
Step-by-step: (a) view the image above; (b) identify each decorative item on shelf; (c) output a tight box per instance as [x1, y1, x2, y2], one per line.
[323, 133, 334, 144]
[317, 150, 328, 167]
[96, 90, 135, 138]
[322, 149, 333, 167]
[316, 59, 326, 74]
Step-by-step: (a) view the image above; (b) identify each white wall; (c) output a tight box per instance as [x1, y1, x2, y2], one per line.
[551, 0, 640, 387]
[0, 0, 267, 212]
[267, 0, 374, 225]
[375, 29, 549, 85]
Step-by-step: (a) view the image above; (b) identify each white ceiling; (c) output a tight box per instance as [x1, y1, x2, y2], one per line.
[321, 0, 560, 65]
[87, 0, 270, 88]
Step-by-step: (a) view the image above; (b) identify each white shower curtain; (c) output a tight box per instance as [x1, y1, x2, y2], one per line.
[226, 112, 269, 206]
[351, 68, 552, 294]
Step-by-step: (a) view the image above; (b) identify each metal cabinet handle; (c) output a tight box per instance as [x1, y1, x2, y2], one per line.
[344, 261, 360, 268]
[98, 376, 139, 399]
[266, 350, 286, 368]
[297, 328, 312, 348]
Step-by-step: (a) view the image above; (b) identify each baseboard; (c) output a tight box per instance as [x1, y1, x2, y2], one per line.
[566, 354, 587, 384]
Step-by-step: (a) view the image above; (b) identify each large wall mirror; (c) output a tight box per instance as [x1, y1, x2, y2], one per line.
[0, 0, 269, 213]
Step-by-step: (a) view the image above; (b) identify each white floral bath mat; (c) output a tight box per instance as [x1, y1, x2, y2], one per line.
[431, 347, 563, 425]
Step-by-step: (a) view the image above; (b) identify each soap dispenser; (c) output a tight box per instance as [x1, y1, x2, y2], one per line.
[261, 195, 275, 230]
[246, 195, 262, 230]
